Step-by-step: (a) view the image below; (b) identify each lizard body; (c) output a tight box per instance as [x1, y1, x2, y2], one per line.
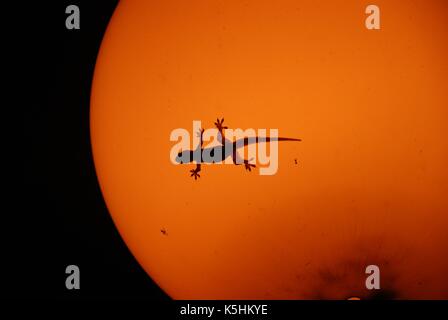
[175, 118, 301, 179]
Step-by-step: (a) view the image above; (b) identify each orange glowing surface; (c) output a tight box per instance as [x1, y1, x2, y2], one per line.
[91, 0, 448, 299]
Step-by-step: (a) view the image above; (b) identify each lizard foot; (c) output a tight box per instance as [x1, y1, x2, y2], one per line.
[190, 168, 201, 180]
[214, 118, 228, 132]
[244, 162, 256, 172]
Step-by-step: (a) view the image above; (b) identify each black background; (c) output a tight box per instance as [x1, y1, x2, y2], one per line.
[16, 1, 169, 299]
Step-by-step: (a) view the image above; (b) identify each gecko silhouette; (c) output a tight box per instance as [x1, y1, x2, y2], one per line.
[175, 118, 301, 179]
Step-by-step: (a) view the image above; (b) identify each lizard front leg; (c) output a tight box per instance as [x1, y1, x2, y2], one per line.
[214, 118, 228, 145]
[189, 128, 205, 180]
[196, 127, 205, 148]
[190, 164, 201, 180]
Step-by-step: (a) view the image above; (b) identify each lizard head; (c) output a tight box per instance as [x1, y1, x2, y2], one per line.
[175, 149, 193, 164]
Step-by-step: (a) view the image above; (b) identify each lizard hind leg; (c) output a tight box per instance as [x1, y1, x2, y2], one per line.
[214, 118, 228, 132]
[233, 152, 256, 172]
[243, 159, 256, 172]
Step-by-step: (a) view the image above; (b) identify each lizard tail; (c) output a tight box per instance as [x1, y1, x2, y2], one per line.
[275, 137, 302, 142]
[234, 136, 302, 148]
